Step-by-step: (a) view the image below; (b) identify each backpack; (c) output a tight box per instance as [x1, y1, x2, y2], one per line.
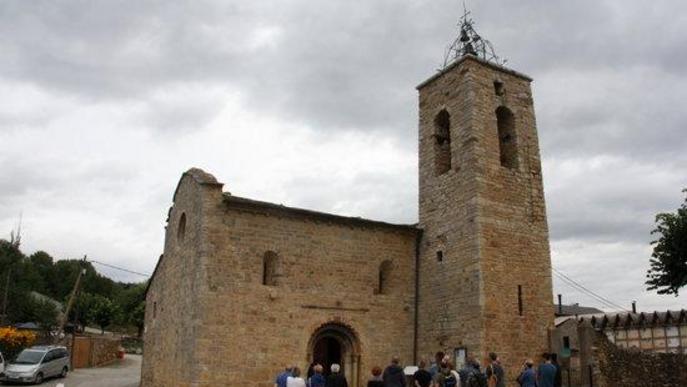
[487, 365, 498, 387]
[467, 371, 488, 387]
[444, 374, 458, 387]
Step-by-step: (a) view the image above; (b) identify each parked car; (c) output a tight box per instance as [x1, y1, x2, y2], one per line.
[1, 346, 69, 385]
[0, 351, 5, 376]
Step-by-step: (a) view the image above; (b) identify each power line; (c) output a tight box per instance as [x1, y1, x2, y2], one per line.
[553, 272, 622, 311]
[553, 270, 624, 311]
[553, 268, 629, 311]
[552, 267, 629, 312]
[89, 260, 151, 278]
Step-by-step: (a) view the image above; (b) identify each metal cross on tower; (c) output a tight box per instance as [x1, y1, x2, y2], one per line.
[442, 4, 506, 68]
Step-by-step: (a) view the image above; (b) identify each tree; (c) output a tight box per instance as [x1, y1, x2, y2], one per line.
[69, 292, 97, 331]
[131, 302, 146, 338]
[88, 296, 120, 334]
[646, 189, 687, 295]
[0, 239, 25, 324]
[116, 283, 146, 336]
[27, 297, 59, 332]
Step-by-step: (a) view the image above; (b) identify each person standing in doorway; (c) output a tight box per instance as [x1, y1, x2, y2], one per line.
[382, 356, 406, 387]
[368, 366, 384, 387]
[537, 353, 556, 387]
[326, 364, 348, 387]
[310, 364, 326, 387]
[275, 366, 294, 387]
[413, 360, 432, 387]
[485, 352, 505, 387]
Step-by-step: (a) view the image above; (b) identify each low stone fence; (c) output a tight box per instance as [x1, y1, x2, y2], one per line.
[69, 335, 121, 368]
[593, 333, 687, 387]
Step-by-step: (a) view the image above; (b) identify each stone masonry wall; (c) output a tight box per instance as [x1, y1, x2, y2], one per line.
[142, 169, 223, 387]
[143, 168, 418, 387]
[194, 196, 418, 387]
[417, 56, 553, 385]
[472, 59, 553, 378]
[417, 56, 483, 362]
[89, 336, 121, 367]
[594, 332, 687, 387]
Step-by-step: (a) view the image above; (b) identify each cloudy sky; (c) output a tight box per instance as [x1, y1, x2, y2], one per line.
[1, 1, 685, 312]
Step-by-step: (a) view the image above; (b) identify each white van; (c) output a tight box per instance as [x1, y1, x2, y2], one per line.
[1, 346, 70, 384]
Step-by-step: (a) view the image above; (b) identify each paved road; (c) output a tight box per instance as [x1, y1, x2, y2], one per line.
[8, 355, 142, 387]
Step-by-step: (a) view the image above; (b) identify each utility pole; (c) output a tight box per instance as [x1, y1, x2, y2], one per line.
[56, 255, 87, 342]
[1, 268, 10, 326]
[2, 215, 21, 326]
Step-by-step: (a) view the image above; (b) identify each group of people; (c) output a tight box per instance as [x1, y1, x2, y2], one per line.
[274, 363, 347, 387]
[514, 353, 562, 387]
[274, 351, 563, 387]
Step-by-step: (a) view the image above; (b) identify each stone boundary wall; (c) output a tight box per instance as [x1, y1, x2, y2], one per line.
[594, 332, 687, 387]
[69, 335, 121, 368]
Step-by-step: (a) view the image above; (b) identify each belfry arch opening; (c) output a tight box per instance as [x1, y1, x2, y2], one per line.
[307, 323, 361, 386]
[433, 109, 452, 175]
[496, 106, 518, 169]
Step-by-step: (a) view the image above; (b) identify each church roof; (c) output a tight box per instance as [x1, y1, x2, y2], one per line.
[417, 54, 532, 90]
[223, 194, 419, 232]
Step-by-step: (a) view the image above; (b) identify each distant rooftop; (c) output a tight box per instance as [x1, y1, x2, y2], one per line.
[556, 309, 687, 329]
[554, 303, 604, 317]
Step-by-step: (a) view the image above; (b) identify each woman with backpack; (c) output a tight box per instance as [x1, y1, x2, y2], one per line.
[434, 362, 461, 387]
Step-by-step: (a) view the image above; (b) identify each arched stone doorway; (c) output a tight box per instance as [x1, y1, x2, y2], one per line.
[307, 322, 361, 387]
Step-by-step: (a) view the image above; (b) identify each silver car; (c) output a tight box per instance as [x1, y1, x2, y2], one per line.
[1, 346, 69, 384]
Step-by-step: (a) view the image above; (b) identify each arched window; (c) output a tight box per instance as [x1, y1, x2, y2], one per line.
[496, 106, 518, 169]
[377, 260, 393, 295]
[262, 251, 280, 286]
[177, 213, 186, 243]
[434, 109, 452, 175]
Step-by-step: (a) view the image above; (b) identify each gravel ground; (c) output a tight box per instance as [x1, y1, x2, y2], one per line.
[3, 354, 141, 387]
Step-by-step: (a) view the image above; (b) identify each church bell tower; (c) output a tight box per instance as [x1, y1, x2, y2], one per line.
[416, 11, 553, 374]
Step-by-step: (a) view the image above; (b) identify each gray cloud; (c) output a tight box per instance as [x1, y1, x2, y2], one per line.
[1, 0, 686, 309]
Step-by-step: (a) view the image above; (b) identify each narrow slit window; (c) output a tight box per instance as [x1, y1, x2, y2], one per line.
[436, 251, 444, 262]
[262, 251, 280, 286]
[177, 213, 186, 243]
[563, 336, 570, 350]
[517, 285, 523, 316]
[377, 260, 393, 294]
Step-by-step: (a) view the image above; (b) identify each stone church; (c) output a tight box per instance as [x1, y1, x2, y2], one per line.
[142, 18, 554, 387]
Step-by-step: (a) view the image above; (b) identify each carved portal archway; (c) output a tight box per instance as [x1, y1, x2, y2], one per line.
[307, 322, 361, 387]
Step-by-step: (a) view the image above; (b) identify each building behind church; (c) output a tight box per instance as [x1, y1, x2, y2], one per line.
[141, 17, 554, 387]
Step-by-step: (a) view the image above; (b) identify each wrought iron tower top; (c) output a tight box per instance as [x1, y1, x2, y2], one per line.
[442, 5, 506, 68]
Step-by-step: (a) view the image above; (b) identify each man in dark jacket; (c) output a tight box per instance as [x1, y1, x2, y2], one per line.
[550, 353, 562, 387]
[326, 363, 348, 387]
[382, 356, 406, 387]
[485, 352, 506, 387]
